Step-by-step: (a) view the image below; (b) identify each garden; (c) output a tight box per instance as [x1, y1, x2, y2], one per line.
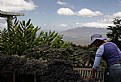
[0, 11, 121, 82]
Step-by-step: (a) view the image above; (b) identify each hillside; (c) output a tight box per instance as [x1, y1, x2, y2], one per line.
[59, 27, 108, 46]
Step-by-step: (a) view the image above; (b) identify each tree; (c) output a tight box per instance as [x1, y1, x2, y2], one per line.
[0, 18, 70, 55]
[107, 17, 121, 49]
[0, 19, 43, 55]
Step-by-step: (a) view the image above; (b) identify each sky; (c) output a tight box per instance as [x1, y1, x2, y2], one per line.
[0, 0, 121, 31]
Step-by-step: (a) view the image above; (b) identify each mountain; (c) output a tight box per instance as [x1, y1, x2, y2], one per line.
[59, 27, 108, 46]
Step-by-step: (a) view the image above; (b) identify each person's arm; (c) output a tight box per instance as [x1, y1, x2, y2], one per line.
[92, 57, 102, 78]
[118, 48, 121, 54]
[92, 45, 104, 77]
[92, 57, 102, 69]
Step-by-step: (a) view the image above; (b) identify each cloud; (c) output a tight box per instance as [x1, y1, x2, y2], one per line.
[58, 24, 68, 27]
[41, 20, 115, 32]
[57, 8, 103, 17]
[98, 12, 121, 24]
[57, 0, 67, 5]
[0, 18, 7, 30]
[77, 8, 103, 17]
[77, 22, 114, 28]
[112, 12, 121, 17]
[75, 11, 121, 28]
[57, 0, 74, 9]
[0, 0, 37, 11]
[75, 15, 115, 28]
[98, 15, 114, 24]
[57, 8, 75, 16]
[54, 22, 114, 31]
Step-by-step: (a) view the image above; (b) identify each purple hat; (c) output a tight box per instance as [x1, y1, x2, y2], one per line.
[91, 34, 106, 45]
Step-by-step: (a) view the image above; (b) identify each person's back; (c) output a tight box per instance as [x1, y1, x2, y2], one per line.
[91, 34, 121, 82]
[102, 42, 121, 67]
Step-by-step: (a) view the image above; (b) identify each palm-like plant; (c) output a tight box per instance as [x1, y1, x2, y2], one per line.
[40, 31, 69, 48]
[0, 19, 41, 55]
[0, 18, 70, 55]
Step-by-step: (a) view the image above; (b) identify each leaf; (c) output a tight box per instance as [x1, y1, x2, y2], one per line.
[26, 19, 31, 27]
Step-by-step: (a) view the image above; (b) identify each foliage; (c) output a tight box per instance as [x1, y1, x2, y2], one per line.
[23, 45, 84, 67]
[0, 54, 85, 82]
[0, 54, 45, 75]
[0, 19, 40, 55]
[80, 45, 96, 67]
[39, 60, 84, 82]
[81, 45, 107, 67]
[40, 31, 70, 48]
[23, 43, 107, 68]
[107, 17, 121, 49]
[0, 18, 70, 55]
[0, 18, 108, 69]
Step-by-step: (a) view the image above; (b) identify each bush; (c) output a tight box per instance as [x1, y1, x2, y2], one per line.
[39, 59, 85, 82]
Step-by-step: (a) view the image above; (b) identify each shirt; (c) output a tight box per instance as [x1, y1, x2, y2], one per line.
[92, 44, 104, 69]
[92, 42, 121, 69]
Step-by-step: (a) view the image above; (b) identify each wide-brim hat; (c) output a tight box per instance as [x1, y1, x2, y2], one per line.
[91, 34, 107, 45]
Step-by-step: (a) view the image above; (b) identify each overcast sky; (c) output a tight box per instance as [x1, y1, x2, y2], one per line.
[0, 0, 121, 31]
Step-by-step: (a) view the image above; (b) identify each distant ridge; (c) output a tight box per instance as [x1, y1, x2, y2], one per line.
[59, 27, 108, 46]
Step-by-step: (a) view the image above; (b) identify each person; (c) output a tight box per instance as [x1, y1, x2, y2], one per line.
[91, 34, 121, 82]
